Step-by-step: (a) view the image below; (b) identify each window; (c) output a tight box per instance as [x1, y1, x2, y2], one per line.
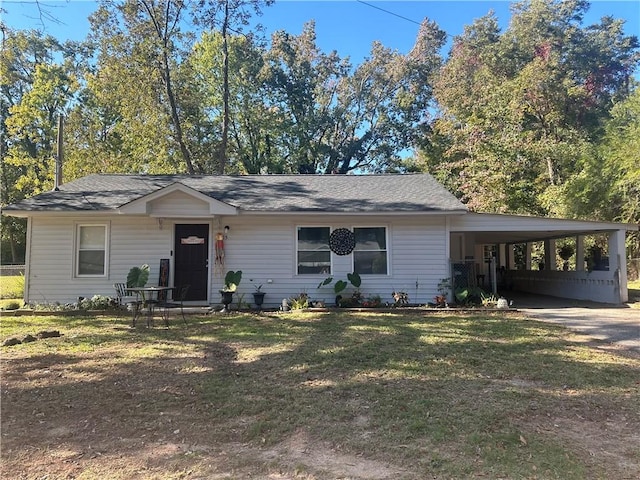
[353, 227, 387, 274]
[76, 224, 108, 276]
[297, 227, 330, 274]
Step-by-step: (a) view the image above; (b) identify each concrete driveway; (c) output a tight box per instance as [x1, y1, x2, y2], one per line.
[506, 292, 640, 352]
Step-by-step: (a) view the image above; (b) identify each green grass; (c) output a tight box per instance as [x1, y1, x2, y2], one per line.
[0, 274, 24, 309]
[2, 311, 638, 479]
[629, 279, 640, 306]
[0, 274, 24, 300]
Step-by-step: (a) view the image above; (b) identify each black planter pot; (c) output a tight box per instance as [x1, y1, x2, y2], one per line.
[220, 290, 234, 312]
[253, 292, 266, 310]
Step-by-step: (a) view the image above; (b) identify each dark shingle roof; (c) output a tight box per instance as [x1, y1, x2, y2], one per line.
[3, 174, 467, 214]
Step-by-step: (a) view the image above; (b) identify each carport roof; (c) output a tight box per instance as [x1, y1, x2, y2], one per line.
[452, 213, 638, 244]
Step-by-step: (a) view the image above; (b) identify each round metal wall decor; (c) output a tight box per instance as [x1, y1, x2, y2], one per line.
[329, 228, 355, 256]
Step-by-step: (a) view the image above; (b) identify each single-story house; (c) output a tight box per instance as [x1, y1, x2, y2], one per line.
[2, 173, 636, 307]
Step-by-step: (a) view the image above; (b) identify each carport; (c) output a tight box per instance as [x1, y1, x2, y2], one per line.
[448, 213, 639, 304]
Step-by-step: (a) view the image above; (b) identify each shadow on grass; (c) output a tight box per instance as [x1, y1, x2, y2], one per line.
[2, 311, 638, 479]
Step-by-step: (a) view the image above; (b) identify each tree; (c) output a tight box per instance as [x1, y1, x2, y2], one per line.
[194, 0, 274, 174]
[191, 31, 285, 173]
[421, 0, 639, 214]
[263, 20, 446, 174]
[562, 86, 640, 260]
[262, 22, 350, 173]
[0, 28, 79, 262]
[325, 20, 445, 174]
[86, 0, 197, 174]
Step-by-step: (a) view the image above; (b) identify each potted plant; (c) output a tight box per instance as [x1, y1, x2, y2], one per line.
[252, 283, 265, 310]
[434, 277, 451, 307]
[558, 244, 575, 271]
[317, 272, 362, 307]
[433, 294, 447, 308]
[392, 290, 409, 306]
[220, 270, 242, 312]
[123, 264, 149, 320]
[126, 264, 149, 288]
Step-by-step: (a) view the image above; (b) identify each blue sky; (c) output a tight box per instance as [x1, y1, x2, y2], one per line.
[2, 1, 639, 64]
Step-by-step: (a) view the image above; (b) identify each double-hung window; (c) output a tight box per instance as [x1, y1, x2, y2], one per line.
[353, 227, 387, 274]
[76, 224, 108, 276]
[297, 227, 331, 274]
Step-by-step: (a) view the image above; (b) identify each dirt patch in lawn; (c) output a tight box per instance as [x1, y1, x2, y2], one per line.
[2, 313, 639, 479]
[259, 428, 407, 479]
[1, 340, 408, 479]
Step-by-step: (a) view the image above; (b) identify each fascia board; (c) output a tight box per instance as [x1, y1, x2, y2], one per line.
[236, 209, 469, 216]
[458, 213, 639, 232]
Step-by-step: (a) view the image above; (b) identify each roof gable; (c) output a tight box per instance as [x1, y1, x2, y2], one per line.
[118, 182, 237, 216]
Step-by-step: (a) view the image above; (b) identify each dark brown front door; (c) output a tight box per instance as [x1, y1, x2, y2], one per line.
[174, 224, 209, 301]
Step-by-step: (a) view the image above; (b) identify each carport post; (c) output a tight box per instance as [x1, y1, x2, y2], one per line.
[575, 236, 585, 271]
[609, 230, 628, 303]
[544, 239, 557, 270]
[507, 244, 515, 270]
[490, 257, 497, 294]
[498, 244, 506, 268]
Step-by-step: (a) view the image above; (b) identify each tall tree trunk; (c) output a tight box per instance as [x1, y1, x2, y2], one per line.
[163, 54, 195, 174]
[546, 156, 556, 185]
[140, 0, 195, 175]
[9, 231, 19, 263]
[218, 0, 230, 174]
[161, 48, 195, 174]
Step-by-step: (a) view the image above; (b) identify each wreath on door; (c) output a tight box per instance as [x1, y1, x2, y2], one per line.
[329, 228, 356, 256]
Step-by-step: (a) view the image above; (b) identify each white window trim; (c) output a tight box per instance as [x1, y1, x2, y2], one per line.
[351, 225, 390, 276]
[296, 225, 333, 276]
[74, 222, 110, 278]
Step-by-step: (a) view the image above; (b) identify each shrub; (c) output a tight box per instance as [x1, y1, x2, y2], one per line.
[1, 300, 22, 310]
[79, 295, 118, 310]
[288, 292, 309, 310]
[454, 286, 485, 306]
[361, 295, 383, 308]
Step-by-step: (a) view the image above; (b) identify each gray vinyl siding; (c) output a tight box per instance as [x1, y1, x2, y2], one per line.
[149, 190, 211, 217]
[217, 215, 448, 308]
[26, 216, 171, 304]
[27, 217, 75, 304]
[24, 213, 451, 307]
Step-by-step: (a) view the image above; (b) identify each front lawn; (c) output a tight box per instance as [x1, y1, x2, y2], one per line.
[1, 311, 639, 479]
[0, 274, 24, 310]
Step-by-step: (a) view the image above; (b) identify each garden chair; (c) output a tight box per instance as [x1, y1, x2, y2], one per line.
[114, 282, 142, 321]
[159, 284, 190, 326]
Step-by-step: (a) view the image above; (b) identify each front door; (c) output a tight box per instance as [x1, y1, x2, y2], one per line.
[174, 224, 209, 301]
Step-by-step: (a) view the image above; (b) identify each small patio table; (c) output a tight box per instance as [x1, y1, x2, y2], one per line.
[125, 286, 174, 327]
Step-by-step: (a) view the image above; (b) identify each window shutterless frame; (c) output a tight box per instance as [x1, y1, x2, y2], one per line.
[296, 226, 332, 275]
[74, 223, 109, 277]
[352, 226, 388, 275]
